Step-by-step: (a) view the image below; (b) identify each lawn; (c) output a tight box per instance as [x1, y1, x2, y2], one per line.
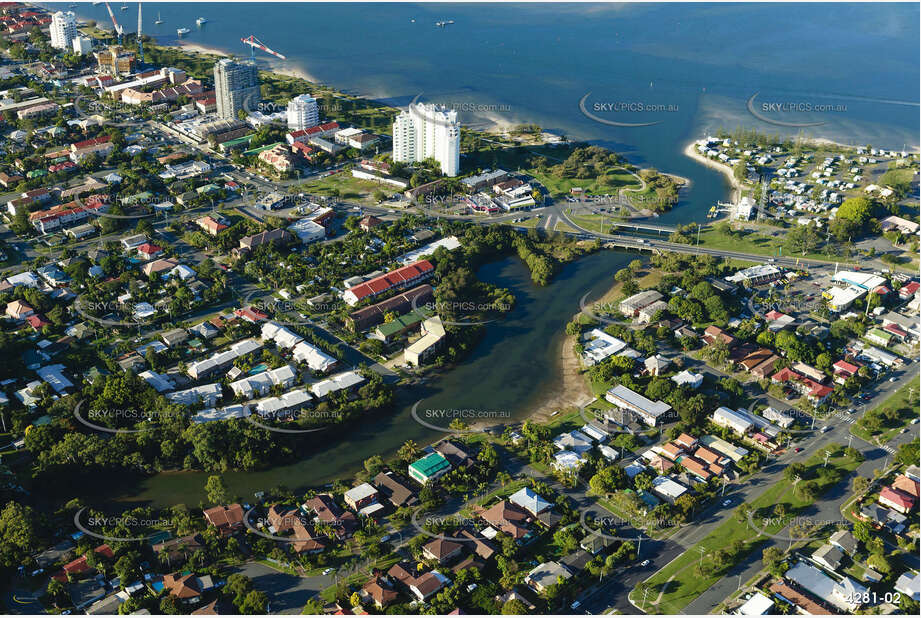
[850, 376, 920, 444]
[297, 173, 388, 204]
[632, 445, 863, 614]
[463, 143, 644, 198]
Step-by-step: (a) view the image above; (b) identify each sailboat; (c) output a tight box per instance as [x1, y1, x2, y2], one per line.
[155, 12, 163, 25]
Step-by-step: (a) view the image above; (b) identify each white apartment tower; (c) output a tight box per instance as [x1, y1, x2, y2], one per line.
[213, 58, 260, 120]
[286, 94, 320, 131]
[50, 11, 77, 51]
[392, 102, 460, 177]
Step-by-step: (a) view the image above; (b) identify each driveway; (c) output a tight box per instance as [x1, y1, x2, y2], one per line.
[230, 561, 333, 615]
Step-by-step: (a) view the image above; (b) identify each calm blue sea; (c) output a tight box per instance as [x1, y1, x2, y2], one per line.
[57, 1, 919, 224]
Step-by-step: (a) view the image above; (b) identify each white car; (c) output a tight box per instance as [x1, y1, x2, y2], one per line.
[640, 559, 650, 567]
[722, 499, 732, 507]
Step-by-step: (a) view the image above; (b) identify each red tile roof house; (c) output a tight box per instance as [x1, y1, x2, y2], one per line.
[136, 243, 163, 260]
[51, 544, 114, 582]
[882, 323, 909, 342]
[703, 325, 736, 348]
[202, 503, 244, 536]
[343, 260, 435, 306]
[832, 360, 860, 384]
[770, 367, 831, 402]
[898, 280, 919, 299]
[26, 313, 50, 330]
[879, 486, 916, 514]
[893, 474, 920, 499]
[234, 306, 269, 323]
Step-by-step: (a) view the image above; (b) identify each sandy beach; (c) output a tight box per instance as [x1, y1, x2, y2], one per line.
[683, 141, 745, 204]
[527, 332, 596, 424]
[174, 40, 321, 85]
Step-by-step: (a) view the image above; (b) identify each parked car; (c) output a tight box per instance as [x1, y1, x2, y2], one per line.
[640, 560, 650, 567]
[722, 499, 732, 507]
[794, 447, 803, 452]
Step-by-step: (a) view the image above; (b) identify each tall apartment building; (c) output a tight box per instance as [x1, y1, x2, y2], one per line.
[392, 102, 460, 177]
[286, 94, 319, 131]
[213, 58, 260, 120]
[50, 11, 77, 51]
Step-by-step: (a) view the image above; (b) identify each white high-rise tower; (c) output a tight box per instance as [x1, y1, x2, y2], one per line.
[50, 11, 77, 50]
[286, 94, 319, 131]
[392, 102, 460, 177]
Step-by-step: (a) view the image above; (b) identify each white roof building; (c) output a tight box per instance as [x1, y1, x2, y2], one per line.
[552, 450, 583, 471]
[310, 370, 365, 399]
[712, 406, 753, 435]
[581, 329, 628, 366]
[651, 475, 689, 503]
[552, 430, 593, 455]
[398, 236, 461, 264]
[604, 384, 671, 426]
[736, 592, 775, 615]
[261, 321, 304, 350]
[192, 404, 249, 423]
[168, 383, 223, 408]
[760, 407, 793, 429]
[139, 370, 174, 393]
[292, 341, 338, 373]
[832, 270, 886, 291]
[671, 370, 703, 389]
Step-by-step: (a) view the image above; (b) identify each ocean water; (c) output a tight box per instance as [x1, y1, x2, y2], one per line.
[64, 1, 919, 223]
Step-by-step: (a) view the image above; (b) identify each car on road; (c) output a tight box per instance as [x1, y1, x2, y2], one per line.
[722, 499, 732, 506]
[794, 447, 803, 452]
[640, 559, 650, 567]
[889, 377, 898, 382]
[322, 568, 333, 575]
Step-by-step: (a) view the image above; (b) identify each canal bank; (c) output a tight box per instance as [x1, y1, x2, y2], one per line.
[108, 249, 638, 508]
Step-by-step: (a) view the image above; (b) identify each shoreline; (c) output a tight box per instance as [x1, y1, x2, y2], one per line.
[683, 141, 744, 204]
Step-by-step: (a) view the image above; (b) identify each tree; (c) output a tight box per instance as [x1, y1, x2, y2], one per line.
[205, 475, 229, 505]
[0, 501, 39, 568]
[501, 598, 529, 614]
[397, 440, 420, 464]
[836, 196, 874, 226]
[239, 590, 269, 614]
[785, 223, 821, 256]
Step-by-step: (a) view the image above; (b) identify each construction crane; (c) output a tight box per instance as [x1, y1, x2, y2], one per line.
[136, 1, 143, 64]
[104, 2, 124, 45]
[240, 35, 286, 60]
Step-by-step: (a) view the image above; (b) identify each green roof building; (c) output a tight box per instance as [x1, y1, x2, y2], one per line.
[372, 307, 433, 343]
[408, 452, 451, 484]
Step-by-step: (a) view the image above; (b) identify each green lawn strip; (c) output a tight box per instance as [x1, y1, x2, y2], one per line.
[633, 448, 862, 614]
[850, 376, 920, 444]
[695, 228, 835, 262]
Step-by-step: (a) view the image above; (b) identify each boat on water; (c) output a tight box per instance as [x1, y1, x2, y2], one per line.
[435, 20, 455, 27]
[176, 27, 190, 35]
[196, 17, 208, 26]
[155, 12, 163, 25]
[120, 3, 128, 11]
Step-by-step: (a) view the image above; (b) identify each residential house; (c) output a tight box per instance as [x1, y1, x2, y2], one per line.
[344, 483, 379, 511]
[202, 504, 244, 536]
[878, 486, 915, 514]
[480, 500, 531, 541]
[812, 544, 844, 571]
[373, 472, 418, 508]
[408, 452, 451, 484]
[422, 538, 463, 565]
[525, 561, 572, 593]
[828, 530, 858, 555]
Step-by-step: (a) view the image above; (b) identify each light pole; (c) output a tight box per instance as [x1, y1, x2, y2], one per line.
[823, 450, 831, 468]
